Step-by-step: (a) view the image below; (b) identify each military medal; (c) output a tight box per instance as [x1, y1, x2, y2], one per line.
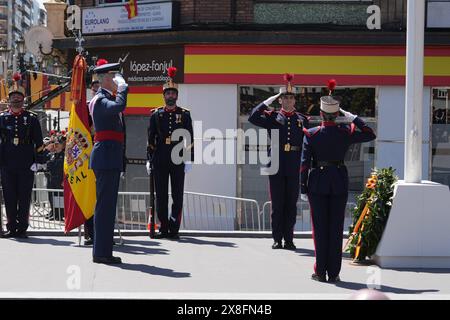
[13, 137, 19, 145]
[166, 137, 171, 144]
[23, 116, 27, 126]
[284, 143, 291, 152]
[298, 119, 302, 127]
[176, 114, 182, 124]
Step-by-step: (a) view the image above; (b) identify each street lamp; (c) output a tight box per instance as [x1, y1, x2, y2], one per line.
[53, 60, 62, 76]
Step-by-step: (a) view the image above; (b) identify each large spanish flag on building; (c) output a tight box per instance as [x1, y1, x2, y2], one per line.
[184, 45, 450, 86]
[63, 55, 96, 233]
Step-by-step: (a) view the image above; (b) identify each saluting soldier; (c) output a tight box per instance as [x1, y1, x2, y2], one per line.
[84, 79, 100, 246]
[300, 80, 376, 283]
[146, 67, 194, 240]
[248, 74, 309, 250]
[88, 59, 128, 264]
[0, 78, 45, 238]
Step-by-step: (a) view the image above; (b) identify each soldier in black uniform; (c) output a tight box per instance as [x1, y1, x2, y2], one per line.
[147, 67, 194, 239]
[301, 80, 376, 282]
[248, 74, 309, 250]
[0, 84, 45, 238]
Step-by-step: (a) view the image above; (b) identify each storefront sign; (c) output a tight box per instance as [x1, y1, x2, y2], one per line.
[82, 2, 176, 34]
[89, 46, 184, 85]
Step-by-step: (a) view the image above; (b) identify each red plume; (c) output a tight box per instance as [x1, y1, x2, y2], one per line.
[50, 130, 55, 135]
[327, 79, 337, 92]
[283, 73, 294, 82]
[96, 59, 108, 66]
[13, 72, 21, 82]
[167, 67, 177, 78]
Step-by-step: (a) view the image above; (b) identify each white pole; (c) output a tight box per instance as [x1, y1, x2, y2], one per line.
[404, 0, 425, 183]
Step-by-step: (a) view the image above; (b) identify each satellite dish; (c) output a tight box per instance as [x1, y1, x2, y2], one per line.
[24, 26, 54, 56]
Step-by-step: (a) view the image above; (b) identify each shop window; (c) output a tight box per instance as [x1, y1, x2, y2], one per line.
[431, 88, 450, 188]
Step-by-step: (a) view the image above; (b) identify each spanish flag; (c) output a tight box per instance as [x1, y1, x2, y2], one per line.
[63, 55, 96, 233]
[125, 0, 138, 19]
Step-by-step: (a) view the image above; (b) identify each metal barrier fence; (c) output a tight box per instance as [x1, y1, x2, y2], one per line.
[1, 188, 356, 233]
[1, 188, 260, 232]
[261, 200, 356, 232]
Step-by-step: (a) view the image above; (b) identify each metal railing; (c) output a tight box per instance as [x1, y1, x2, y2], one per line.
[1, 188, 356, 233]
[1, 188, 260, 232]
[261, 200, 356, 232]
[116, 191, 261, 231]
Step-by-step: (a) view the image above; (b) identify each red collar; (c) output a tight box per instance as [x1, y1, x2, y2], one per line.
[164, 106, 177, 113]
[280, 109, 295, 117]
[321, 121, 337, 127]
[8, 107, 24, 116]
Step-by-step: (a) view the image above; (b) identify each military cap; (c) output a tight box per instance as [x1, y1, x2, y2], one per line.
[279, 73, 297, 95]
[163, 66, 178, 93]
[93, 59, 120, 74]
[9, 72, 26, 97]
[320, 79, 340, 113]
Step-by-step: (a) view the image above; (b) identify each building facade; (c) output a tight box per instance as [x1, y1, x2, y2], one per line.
[54, 0, 450, 209]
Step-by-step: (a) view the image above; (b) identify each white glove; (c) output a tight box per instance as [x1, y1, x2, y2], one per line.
[146, 161, 152, 175]
[30, 163, 46, 172]
[184, 161, 192, 174]
[120, 172, 126, 179]
[300, 194, 308, 202]
[114, 74, 128, 91]
[340, 108, 357, 121]
[263, 91, 283, 107]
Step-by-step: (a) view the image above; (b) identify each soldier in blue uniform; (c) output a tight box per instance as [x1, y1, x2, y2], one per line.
[84, 79, 100, 245]
[146, 67, 194, 240]
[248, 74, 309, 250]
[0, 84, 45, 238]
[300, 80, 376, 282]
[88, 60, 128, 264]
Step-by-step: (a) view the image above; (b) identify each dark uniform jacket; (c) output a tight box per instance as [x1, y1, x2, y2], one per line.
[248, 102, 309, 176]
[147, 106, 194, 165]
[89, 87, 128, 171]
[301, 117, 376, 195]
[0, 109, 44, 169]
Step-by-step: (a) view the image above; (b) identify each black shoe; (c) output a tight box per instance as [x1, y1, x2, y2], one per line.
[272, 241, 283, 249]
[84, 239, 93, 246]
[154, 231, 169, 239]
[169, 233, 180, 240]
[311, 273, 327, 282]
[15, 231, 28, 239]
[93, 256, 122, 264]
[1, 230, 17, 238]
[328, 275, 341, 283]
[284, 241, 297, 250]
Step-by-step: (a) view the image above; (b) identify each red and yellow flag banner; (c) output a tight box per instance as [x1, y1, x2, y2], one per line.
[63, 55, 96, 233]
[125, 0, 138, 19]
[0, 76, 8, 102]
[124, 86, 163, 115]
[184, 45, 450, 86]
